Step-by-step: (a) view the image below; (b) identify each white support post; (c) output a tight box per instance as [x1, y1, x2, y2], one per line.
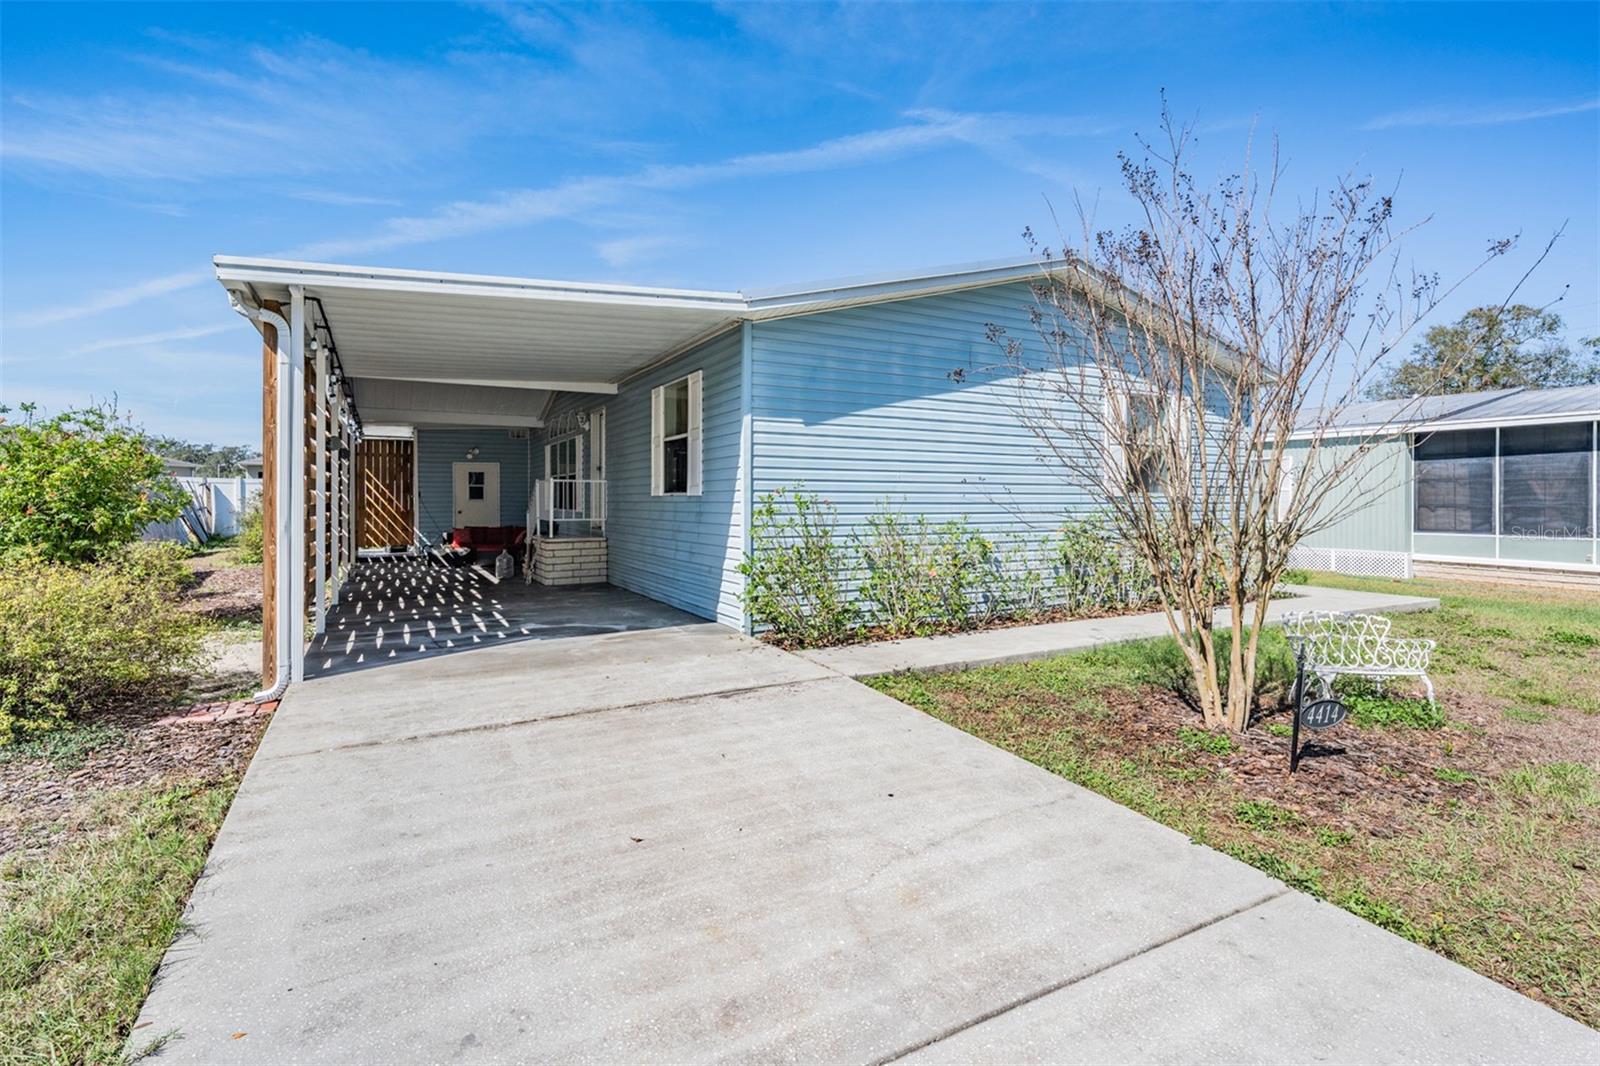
[289, 286, 308, 683]
[314, 341, 328, 636]
[330, 390, 344, 605]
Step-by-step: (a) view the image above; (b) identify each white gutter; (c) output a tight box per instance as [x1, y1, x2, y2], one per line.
[230, 292, 294, 702]
[314, 337, 328, 636]
[288, 286, 307, 683]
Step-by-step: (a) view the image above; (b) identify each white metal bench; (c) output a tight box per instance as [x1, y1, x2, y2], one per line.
[1281, 610, 1437, 706]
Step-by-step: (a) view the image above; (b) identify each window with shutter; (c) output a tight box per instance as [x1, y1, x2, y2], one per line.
[651, 372, 702, 496]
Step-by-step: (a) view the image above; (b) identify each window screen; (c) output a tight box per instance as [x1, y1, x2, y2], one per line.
[1500, 423, 1593, 538]
[1413, 429, 1494, 534]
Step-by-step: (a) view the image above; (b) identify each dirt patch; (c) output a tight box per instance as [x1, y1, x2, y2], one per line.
[180, 555, 262, 624]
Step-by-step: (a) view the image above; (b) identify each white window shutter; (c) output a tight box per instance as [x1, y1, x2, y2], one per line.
[687, 370, 703, 496]
[1173, 400, 1192, 485]
[1102, 390, 1127, 495]
[650, 386, 664, 496]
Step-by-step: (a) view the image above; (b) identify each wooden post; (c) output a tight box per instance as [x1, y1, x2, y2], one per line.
[259, 301, 281, 688]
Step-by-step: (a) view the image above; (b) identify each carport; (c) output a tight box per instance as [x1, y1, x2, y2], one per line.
[215, 256, 746, 695]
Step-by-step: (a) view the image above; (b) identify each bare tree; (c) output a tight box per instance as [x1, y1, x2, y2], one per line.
[990, 105, 1526, 732]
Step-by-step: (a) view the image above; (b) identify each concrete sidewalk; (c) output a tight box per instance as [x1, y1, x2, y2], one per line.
[132, 589, 1597, 1064]
[800, 584, 1440, 677]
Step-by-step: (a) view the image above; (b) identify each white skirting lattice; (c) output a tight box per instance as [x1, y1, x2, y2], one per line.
[1287, 546, 1413, 580]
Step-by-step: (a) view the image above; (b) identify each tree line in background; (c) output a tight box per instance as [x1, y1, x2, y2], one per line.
[144, 436, 257, 477]
[1367, 304, 1600, 401]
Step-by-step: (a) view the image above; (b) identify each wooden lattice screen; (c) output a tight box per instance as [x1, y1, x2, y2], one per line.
[355, 439, 415, 550]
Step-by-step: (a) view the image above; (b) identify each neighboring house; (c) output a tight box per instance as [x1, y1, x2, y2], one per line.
[217, 255, 1214, 688]
[159, 455, 199, 477]
[241, 455, 264, 479]
[1287, 385, 1599, 583]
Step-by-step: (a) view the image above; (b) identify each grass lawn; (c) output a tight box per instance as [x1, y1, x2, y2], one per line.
[868, 573, 1600, 1029]
[1, 779, 238, 1065]
[2, 548, 268, 1065]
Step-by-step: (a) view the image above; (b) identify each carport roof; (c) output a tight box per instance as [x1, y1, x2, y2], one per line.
[214, 254, 1067, 428]
[214, 254, 1055, 390]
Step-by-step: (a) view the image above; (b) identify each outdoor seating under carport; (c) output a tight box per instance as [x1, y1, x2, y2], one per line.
[216, 255, 747, 696]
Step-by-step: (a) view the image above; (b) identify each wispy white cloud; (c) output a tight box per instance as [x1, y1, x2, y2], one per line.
[292, 108, 1109, 260]
[0, 36, 564, 184]
[595, 234, 686, 268]
[12, 268, 214, 328]
[15, 107, 1106, 324]
[1363, 97, 1599, 130]
[70, 323, 232, 354]
[286, 190, 405, 208]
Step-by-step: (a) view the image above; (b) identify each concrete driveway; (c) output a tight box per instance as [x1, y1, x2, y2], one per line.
[135, 602, 1598, 1063]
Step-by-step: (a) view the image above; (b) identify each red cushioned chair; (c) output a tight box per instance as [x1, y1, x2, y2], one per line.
[449, 525, 527, 556]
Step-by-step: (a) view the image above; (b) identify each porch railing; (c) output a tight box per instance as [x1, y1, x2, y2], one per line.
[531, 477, 606, 537]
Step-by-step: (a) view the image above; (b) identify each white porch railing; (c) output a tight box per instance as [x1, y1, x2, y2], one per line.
[530, 477, 606, 537]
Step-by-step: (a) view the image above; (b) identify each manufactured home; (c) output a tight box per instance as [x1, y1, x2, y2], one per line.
[1287, 385, 1599, 585]
[220, 256, 1151, 692]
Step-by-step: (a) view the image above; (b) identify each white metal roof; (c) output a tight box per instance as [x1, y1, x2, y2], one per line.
[1293, 384, 1600, 439]
[214, 254, 1069, 427]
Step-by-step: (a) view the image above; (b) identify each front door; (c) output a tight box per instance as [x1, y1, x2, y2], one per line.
[452, 462, 500, 527]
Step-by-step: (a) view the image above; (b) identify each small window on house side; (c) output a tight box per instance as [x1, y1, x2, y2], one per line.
[1107, 389, 1179, 495]
[1126, 393, 1164, 492]
[651, 371, 702, 496]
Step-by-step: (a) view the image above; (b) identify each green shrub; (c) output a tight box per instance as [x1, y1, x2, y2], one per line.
[0, 558, 203, 742]
[101, 541, 194, 597]
[1177, 725, 1234, 755]
[1339, 680, 1446, 730]
[977, 540, 1052, 622]
[1279, 568, 1312, 586]
[235, 494, 264, 565]
[0, 403, 186, 563]
[858, 509, 992, 638]
[1055, 514, 1160, 613]
[740, 490, 858, 646]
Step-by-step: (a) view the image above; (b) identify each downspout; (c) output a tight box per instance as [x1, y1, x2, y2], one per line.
[313, 338, 328, 635]
[288, 286, 308, 683]
[230, 291, 294, 702]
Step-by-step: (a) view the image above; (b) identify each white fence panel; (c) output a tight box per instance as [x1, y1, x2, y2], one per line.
[143, 476, 262, 543]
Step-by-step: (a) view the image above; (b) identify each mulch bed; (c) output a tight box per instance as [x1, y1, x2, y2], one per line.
[0, 702, 272, 861]
[180, 555, 262, 623]
[2, 556, 275, 863]
[939, 676, 1595, 838]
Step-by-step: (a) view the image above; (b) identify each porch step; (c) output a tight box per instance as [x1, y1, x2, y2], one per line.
[533, 536, 608, 587]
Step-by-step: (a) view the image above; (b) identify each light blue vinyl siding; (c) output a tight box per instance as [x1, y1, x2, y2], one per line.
[540, 328, 746, 626]
[749, 283, 1100, 551]
[414, 428, 533, 544]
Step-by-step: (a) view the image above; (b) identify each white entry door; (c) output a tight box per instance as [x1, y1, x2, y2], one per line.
[452, 462, 500, 526]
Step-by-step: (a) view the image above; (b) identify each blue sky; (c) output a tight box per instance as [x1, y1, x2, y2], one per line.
[2, 1, 1596, 447]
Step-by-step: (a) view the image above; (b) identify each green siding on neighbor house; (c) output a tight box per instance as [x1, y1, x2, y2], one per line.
[1288, 436, 1411, 554]
[414, 428, 534, 544]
